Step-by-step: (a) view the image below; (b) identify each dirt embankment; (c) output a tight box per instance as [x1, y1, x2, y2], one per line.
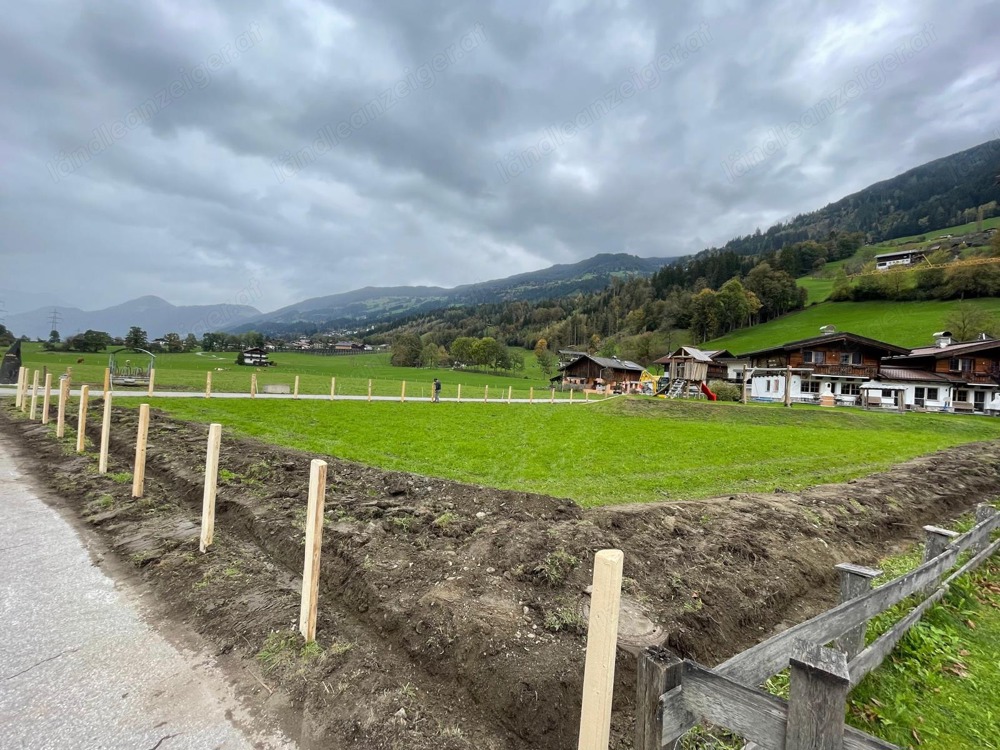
[3, 403, 1000, 749]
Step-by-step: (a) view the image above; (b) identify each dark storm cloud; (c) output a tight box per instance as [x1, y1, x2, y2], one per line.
[2, 0, 999, 317]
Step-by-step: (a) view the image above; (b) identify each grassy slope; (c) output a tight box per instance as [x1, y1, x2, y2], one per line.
[140, 398, 1000, 507]
[705, 298, 1000, 354]
[17, 344, 574, 400]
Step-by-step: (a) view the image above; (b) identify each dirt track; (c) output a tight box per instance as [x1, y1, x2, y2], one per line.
[3, 401, 1000, 749]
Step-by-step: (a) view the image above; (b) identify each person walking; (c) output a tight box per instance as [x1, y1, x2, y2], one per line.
[432, 378, 441, 402]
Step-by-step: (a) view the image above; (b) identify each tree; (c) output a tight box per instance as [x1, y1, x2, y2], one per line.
[66, 329, 111, 353]
[451, 336, 476, 365]
[716, 278, 752, 332]
[534, 338, 557, 376]
[125, 326, 148, 350]
[0, 324, 14, 347]
[183, 333, 198, 352]
[689, 288, 722, 342]
[944, 303, 1000, 341]
[830, 268, 851, 301]
[420, 342, 441, 368]
[390, 333, 423, 367]
[48, 329, 60, 344]
[164, 332, 183, 353]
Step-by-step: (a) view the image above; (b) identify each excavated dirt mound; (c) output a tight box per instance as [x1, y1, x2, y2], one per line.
[3, 402, 1000, 749]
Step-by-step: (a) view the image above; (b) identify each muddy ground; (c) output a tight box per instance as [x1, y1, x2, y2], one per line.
[3, 401, 1000, 749]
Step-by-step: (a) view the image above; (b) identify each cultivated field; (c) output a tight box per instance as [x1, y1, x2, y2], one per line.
[141, 397, 1000, 506]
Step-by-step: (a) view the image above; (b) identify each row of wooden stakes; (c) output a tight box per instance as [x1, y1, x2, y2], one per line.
[11, 365, 328, 643]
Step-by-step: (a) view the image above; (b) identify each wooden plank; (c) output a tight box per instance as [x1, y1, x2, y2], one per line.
[834, 563, 881, 660]
[717, 547, 959, 687]
[41, 373, 52, 425]
[635, 648, 682, 750]
[147, 368, 155, 397]
[848, 587, 947, 686]
[974, 505, 998, 553]
[99, 393, 112, 473]
[943, 537, 1000, 588]
[76, 385, 90, 453]
[205, 371, 212, 398]
[786, 644, 851, 750]
[658, 685, 694, 745]
[199, 423, 223, 553]
[29, 371, 39, 419]
[951, 511, 1000, 556]
[577, 549, 623, 750]
[299, 459, 328, 642]
[131, 403, 150, 498]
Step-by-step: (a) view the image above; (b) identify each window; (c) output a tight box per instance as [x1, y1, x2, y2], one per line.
[841, 383, 861, 396]
[803, 350, 826, 364]
[765, 379, 770, 392]
[949, 357, 974, 372]
[840, 352, 863, 365]
[801, 380, 821, 393]
[921, 387, 939, 401]
[956, 390, 968, 402]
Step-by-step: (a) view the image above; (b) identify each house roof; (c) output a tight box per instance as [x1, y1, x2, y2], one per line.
[740, 332, 909, 359]
[559, 353, 644, 372]
[653, 346, 733, 365]
[884, 337, 1000, 361]
[876, 367, 961, 383]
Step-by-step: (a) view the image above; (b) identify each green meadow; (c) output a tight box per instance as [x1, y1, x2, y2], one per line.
[139, 397, 1000, 507]
[16, 343, 574, 401]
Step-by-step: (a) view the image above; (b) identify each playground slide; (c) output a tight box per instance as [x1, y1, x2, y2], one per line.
[700, 382, 717, 401]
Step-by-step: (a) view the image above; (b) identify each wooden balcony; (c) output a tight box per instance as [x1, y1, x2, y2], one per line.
[808, 363, 878, 378]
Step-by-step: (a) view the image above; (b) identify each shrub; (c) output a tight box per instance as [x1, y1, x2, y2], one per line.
[708, 380, 741, 402]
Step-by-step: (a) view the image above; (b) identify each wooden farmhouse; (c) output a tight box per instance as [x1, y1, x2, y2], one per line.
[871, 332, 1000, 411]
[558, 353, 645, 391]
[743, 330, 907, 404]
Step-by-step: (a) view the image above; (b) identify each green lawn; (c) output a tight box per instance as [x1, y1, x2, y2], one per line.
[796, 276, 835, 305]
[16, 344, 572, 401]
[137, 397, 1000, 507]
[706, 298, 1000, 354]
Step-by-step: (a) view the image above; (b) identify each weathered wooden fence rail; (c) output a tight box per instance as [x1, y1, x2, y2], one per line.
[636, 503, 1000, 750]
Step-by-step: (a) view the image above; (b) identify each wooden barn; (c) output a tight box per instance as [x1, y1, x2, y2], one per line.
[558, 353, 645, 391]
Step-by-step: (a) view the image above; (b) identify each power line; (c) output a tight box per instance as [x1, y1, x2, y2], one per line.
[48, 308, 62, 332]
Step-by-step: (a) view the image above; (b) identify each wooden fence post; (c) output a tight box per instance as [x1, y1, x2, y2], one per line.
[635, 647, 683, 750]
[103, 367, 111, 398]
[586, 390, 590, 402]
[56, 376, 69, 438]
[833, 563, 882, 659]
[299, 458, 328, 642]
[20, 368, 31, 413]
[330, 377, 336, 400]
[29, 371, 40, 420]
[577, 549, 624, 750]
[785, 643, 851, 750]
[99, 393, 112, 473]
[975, 504, 998, 553]
[783, 366, 792, 407]
[76, 386, 90, 453]
[529, 386, 534, 403]
[457, 384, 461, 402]
[368, 379, 372, 402]
[922, 525, 959, 563]
[41, 373, 53, 425]
[14, 367, 25, 409]
[401, 381, 406, 402]
[205, 371, 212, 398]
[550, 387, 555, 404]
[293, 375, 300, 399]
[508, 385, 512, 403]
[131, 403, 150, 498]
[250, 373, 257, 398]
[199, 423, 223, 553]
[570, 388, 574, 403]
[484, 384, 489, 402]
[147, 368, 155, 397]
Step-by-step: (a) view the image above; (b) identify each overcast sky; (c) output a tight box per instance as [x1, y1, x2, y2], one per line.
[2, 0, 998, 315]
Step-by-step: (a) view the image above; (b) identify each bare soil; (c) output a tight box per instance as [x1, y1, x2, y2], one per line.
[3, 402, 1000, 749]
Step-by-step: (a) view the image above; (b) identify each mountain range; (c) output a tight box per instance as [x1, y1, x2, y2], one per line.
[5, 296, 261, 340]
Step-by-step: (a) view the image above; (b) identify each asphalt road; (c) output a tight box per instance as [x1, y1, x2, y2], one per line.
[0, 431, 295, 750]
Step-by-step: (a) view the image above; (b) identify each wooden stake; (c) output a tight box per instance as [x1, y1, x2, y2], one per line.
[401, 380, 406, 402]
[299, 458, 328, 642]
[784, 365, 792, 407]
[577, 549, 624, 750]
[250, 373, 257, 398]
[41, 373, 52, 425]
[76, 386, 90, 453]
[833, 563, 882, 659]
[635, 648, 683, 750]
[786, 644, 851, 750]
[205, 371, 212, 398]
[56, 376, 69, 438]
[147, 368, 156, 397]
[570, 388, 574, 403]
[508, 385, 512, 403]
[199, 423, 223, 553]
[99, 393, 112, 473]
[103, 367, 111, 398]
[30, 371, 40, 420]
[457, 384, 461, 402]
[550, 388, 555, 404]
[586, 390, 589, 402]
[367, 379, 372, 402]
[529, 386, 534, 403]
[293, 375, 300, 399]
[484, 384, 489, 402]
[20, 368, 30, 413]
[14, 367, 25, 409]
[131, 403, 150, 498]
[330, 377, 336, 400]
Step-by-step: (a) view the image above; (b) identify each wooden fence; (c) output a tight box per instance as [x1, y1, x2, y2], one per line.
[633, 504, 1000, 750]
